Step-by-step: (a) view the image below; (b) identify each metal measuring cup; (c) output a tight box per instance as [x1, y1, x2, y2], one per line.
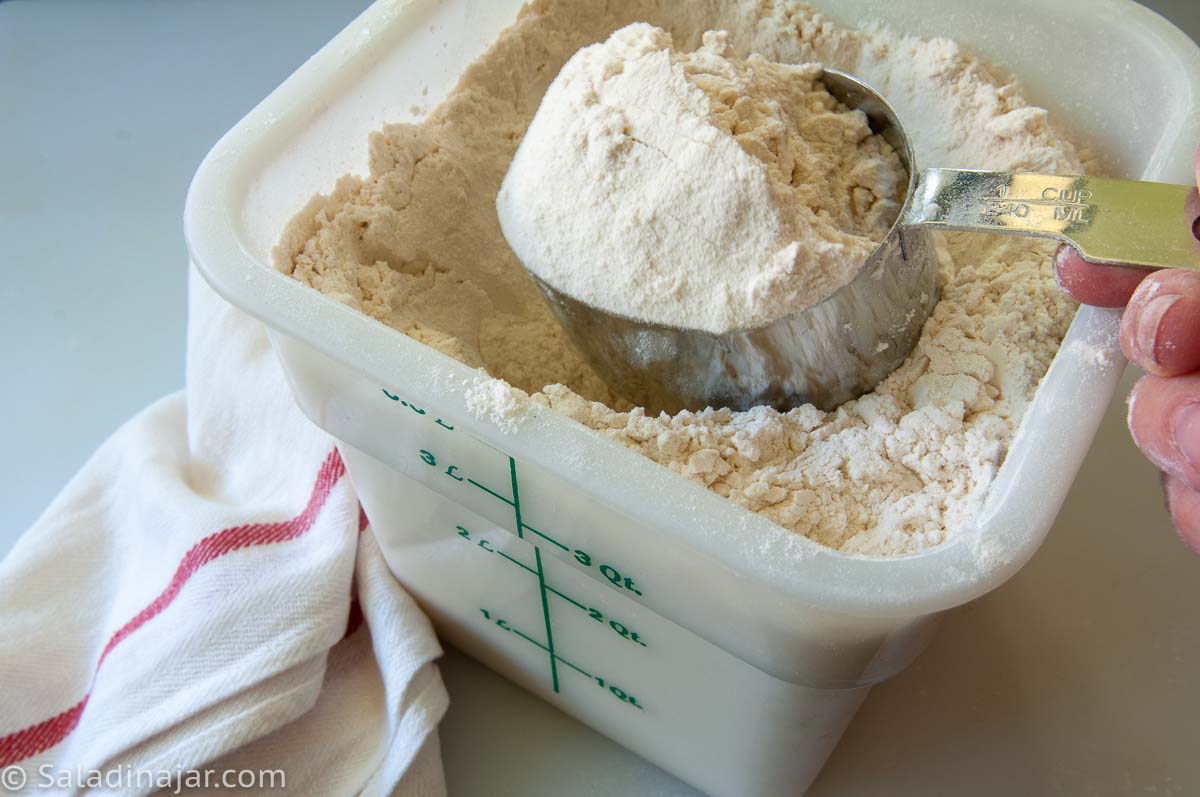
[522, 69, 1200, 414]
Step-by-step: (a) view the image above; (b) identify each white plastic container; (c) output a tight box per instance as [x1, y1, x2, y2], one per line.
[185, 2, 1200, 795]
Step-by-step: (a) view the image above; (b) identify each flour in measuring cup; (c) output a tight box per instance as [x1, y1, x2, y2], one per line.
[274, 0, 1090, 556]
[496, 23, 905, 332]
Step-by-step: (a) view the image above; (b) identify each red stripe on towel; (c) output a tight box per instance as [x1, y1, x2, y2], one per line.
[0, 448, 349, 768]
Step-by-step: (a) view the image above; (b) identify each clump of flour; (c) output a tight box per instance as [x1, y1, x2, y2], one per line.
[497, 22, 905, 332]
[274, 0, 1087, 556]
[465, 378, 533, 435]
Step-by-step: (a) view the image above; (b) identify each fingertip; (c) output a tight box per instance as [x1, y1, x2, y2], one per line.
[1128, 373, 1200, 492]
[1119, 269, 1200, 376]
[1164, 473, 1200, 556]
[1053, 245, 1150, 307]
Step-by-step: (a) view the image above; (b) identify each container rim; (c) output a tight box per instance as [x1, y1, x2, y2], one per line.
[184, 0, 1200, 619]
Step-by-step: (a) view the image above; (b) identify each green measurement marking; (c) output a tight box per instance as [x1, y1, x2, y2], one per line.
[557, 657, 593, 680]
[533, 547, 560, 692]
[497, 550, 535, 574]
[495, 547, 642, 644]
[507, 458, 526, 541]
[467, 466, 568, 550]
[466, 477, 511, 506]
[506, 458, 569, 551]
[525, 524, 569, 551]
[500, 618, 593, 679]
[420, 447, 642, 597]
[395, 391, 649, 703]
[547, 585, 587, 611]
[460, 525, 651, 652]
[479, 608, 644, 710]
[497, 454, 560, 693]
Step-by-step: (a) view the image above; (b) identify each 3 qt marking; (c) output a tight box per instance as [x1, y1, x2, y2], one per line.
[384, 387, 650, 712]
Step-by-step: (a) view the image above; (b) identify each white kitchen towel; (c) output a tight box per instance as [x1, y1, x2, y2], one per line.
[0, 267, 448, 796]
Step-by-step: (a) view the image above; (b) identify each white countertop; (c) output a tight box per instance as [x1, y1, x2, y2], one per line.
[3, 1, 1199, 795]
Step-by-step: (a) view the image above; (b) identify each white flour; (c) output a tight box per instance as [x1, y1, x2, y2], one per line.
[274, 0, 1087, 556]
[497, 23, 904, 331]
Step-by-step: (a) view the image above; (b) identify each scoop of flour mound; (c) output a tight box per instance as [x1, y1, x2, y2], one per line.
[496, 22, 905, 334]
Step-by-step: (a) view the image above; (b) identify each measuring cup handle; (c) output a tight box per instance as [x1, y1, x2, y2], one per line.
[905, 168, 1200, 271]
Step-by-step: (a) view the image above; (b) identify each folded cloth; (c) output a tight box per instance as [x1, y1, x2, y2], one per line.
[0, 268, 448, 796]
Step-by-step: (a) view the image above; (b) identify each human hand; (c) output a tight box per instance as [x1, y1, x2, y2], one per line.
[1055, 149, 1200, 553]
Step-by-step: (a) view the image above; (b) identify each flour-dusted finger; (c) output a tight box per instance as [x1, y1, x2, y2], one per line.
[1120, 269, 1200, 377]
[1129, 373, 1200, 492]
[1054, 244, 1152, 308]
